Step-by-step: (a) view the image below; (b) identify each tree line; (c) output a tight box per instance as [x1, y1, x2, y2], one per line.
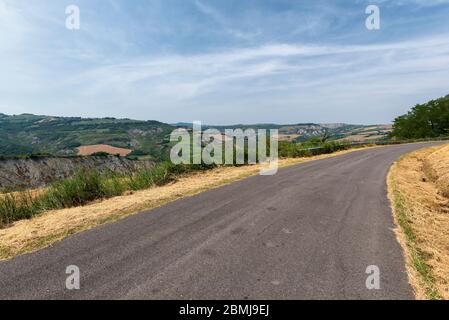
[392, 94, 449, 139]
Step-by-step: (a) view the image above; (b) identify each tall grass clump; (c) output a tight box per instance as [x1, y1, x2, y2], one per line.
[0, 162, 219, 227]
[0, 192, 36, 227]
[100, 172, 128, 198]
[128, 162, 214, 191]
[40, 169, 127, 209]
[129, 162, 172, 190]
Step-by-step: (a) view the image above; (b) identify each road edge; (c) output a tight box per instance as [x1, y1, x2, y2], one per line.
[387, 147, 444, 300]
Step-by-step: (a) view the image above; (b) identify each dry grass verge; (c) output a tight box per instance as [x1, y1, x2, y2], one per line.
[388, 144, 449, 300]
[0, 147, 375, 261]
[423, 147, 449, 198]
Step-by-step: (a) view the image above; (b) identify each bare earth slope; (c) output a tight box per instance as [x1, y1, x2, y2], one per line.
[0, 156, 154, 190]
[0, 143, 441, 299]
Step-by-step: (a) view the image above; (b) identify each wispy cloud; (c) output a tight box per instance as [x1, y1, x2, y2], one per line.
[0, 0, 449, 124]
[60, 34, 449, 123]
[194, 0, 260, 40]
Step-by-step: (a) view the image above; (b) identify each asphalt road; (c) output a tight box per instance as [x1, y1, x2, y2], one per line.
[0, 143, 440, 300]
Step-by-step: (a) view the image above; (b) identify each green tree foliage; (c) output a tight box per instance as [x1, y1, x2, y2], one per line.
[392, 95, 449, 139]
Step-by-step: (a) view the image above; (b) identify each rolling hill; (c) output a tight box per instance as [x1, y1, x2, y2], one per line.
[0, 113, 174, 160]
[0, 113, 392, 159]
[175, 122, 392, 142]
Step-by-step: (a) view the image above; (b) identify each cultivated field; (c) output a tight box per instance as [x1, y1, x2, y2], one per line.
[77, 144, 132, 156]
[337, 124, 392, 142]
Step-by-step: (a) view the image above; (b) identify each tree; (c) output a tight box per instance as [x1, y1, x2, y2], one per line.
[392, 95, 449, 139]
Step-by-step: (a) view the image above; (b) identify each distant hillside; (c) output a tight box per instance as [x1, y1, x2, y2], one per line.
[0, 113, 174, 160]
[176, 122, 392, 142]
[0, 114, 392, 159]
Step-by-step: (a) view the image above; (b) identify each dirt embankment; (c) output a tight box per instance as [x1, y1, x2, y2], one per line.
[423, 147, 449, 198]
[0, 156, 154, 191]
[389, 143, 449, 300]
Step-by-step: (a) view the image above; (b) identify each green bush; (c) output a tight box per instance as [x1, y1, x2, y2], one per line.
[278, 140, 349, 158]
[392, 94, 449, 139]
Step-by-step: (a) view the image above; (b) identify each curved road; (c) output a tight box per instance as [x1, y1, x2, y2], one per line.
[0, 143, 440, 300]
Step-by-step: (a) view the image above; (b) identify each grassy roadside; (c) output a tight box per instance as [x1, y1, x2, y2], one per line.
[0, 162, 215, 228]
[388, 177, 441, 299]
[0, 146, 376, 261]
[388, 144, 449, 300]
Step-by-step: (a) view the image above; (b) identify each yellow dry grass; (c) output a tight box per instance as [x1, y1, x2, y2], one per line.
[388, 143, 449, 300]
[0, 147, 375, 261]
[77, 144, 132, 156]
[0, 188, 44, 200]
[423, 146, 449, 197]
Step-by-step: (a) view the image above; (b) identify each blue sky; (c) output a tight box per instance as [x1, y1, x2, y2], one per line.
[1, 0, 449, 124]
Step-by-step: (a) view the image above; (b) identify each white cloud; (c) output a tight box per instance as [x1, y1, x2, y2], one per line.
[1, 0, 449, 124]
[194, 0, 260, 40]
[35, 33, 442, 123]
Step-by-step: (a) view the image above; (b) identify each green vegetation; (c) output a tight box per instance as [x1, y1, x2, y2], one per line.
[0, 192, 37, 225]
[0, 162, 215, 227]
[278, 138, 351, 158]
[392, 94, 449, 139]
[0, 113, 174, 160]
